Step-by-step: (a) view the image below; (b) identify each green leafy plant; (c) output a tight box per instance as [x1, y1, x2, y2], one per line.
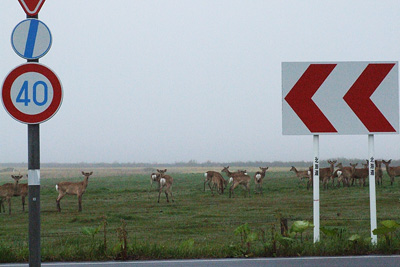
[290, 221, 314, 243]
[81, 225, 101, 257]
[373, 220, 400, 247]
[234, 223, 258, 256]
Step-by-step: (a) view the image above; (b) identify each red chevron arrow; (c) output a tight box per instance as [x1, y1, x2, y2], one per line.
[284, 64, 337, 133]
[343, 63, 396, 132]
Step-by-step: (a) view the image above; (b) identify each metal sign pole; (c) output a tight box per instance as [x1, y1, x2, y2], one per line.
[313, 135, 320, 243]
[368, 134, 377, 244]
[27, 13, 41, 267]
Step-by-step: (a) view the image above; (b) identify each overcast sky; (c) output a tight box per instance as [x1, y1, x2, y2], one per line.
[1, 0, 400, 164]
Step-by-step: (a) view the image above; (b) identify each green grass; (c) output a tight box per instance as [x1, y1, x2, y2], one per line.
[1, 168, 400, 262]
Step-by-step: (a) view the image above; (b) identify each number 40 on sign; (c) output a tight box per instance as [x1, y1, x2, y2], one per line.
[2, 63, 62, 124]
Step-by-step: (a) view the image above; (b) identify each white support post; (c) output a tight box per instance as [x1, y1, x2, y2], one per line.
[368, 134, 377, 244]
[313, 135, 320, 243]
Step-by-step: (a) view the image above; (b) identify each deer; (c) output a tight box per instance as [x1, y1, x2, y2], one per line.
[307, 160, 336, 190]
[204, 171, 227, 194]
[150, 172, 161, 191]
[11, 174, 28, 211]
[254, 167, 268, 194]
[289, 166, 309, 181]
[156, 169, 174, 203]
[350, 163, 368, 187]
[221, 166, 251, 198]
[56, 171, 93, 212]
[335, 163, 354, 187]
[204, 171, 226, 195]
[375, 160, 383, 186]
[382, 159, 400, 186]
[0, 177, 20, 215]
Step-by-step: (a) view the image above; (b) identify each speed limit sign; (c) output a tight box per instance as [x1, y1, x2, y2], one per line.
[2, 63, 62, 124]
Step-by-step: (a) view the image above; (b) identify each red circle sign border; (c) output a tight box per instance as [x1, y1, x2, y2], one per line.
[2, 63, 62, 124]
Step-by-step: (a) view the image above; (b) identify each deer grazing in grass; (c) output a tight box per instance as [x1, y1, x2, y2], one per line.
[11, 174, 28, 211]
[204, 171, 226, 195]
[382, 159, 400, 186]
[350, 163, 368, 187]
[56, 171, 93, 212]
[156, 169, 174, 203]
[289, 166, 309, 181]
[254, 167, 268, 194]
[0, 177, 20, 215]
[221, 166, 251, 198]
[307, 160, 337, 190]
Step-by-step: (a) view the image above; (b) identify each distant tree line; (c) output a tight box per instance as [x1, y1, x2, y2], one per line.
[0, 158, 398, 169]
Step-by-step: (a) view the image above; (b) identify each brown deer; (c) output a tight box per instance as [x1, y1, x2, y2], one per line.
[289, 166, 309, 181]
[382, 159, 400, 186]
[0, 178, 20, 215]
[150, 172, 161, 191]
[11, 174, 28, 211]
[156, 169, 174, 203]
[307, 160, 337, 190]
[204, 171, 227, 194]
[56, 171, 93, 212]
[335, 163, 354, 187]
[375, 160, 383, 186]
[221, 166, 251, 198]
[350, 163, 368, 187]
[254, 167, 268, 194]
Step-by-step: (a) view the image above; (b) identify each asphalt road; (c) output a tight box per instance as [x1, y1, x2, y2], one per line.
[1, 256, 400, 267]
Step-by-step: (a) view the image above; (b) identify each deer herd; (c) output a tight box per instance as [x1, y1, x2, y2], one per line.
[0, 159, 399, 215]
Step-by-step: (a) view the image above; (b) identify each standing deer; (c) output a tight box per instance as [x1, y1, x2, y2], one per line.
[375, 160, 383, 186]
[0, 178, 20, 215]
[11, 174, 28, 211]
[254, 167, 268, 194]
[382, 159, 400, 186]
[221, 166, 251, 198]
[307, 160, 336, 190]
[350, 163, 368, 187]
[289, 166, 309, 181]
[156, 169, 174, 203]
[204, 171, 227, 195]
[335, 163, 354, 187]
[56, 171, 93, 212]
[150, 172, 161, 191]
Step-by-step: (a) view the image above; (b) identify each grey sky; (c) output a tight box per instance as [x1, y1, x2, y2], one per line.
[1, 0, 400, 164]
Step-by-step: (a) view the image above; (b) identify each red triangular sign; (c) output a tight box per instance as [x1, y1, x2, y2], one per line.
[18, 0, 46, 16]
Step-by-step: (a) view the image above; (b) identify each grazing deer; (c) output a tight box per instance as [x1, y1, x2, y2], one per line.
[56, 171, 93, 212]
[204, 171, 227, 194]
[221, 166, 251, 198]
[11, 174, 28, 211]
[204, 171, 226, 195]
[156, 169, 174, 203]
[254, 167, 268, 194]
[307, 160, 337, 190]
[289, 166, 309, 181]
[382, 159, 400, 186]
[350, 163, 368, 187]
[0, 178, 20, 215]
[375, 160, 383, 186]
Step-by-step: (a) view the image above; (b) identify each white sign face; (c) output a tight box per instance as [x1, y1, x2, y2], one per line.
[282, 62, 399, 135]
[10, 72, 54, 115]
[11, 19, 52, 60]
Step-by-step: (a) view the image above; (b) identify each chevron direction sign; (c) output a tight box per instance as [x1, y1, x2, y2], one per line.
[282, 62, 399, 135]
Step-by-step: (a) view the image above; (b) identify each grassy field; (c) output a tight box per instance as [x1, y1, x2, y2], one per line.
[0, 166, 400, 262]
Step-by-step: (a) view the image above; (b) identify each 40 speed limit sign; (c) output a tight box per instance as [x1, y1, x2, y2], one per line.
[2, 63, 62, 124]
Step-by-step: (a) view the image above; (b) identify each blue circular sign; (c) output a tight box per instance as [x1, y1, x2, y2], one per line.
[11, 19, 52, 60]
